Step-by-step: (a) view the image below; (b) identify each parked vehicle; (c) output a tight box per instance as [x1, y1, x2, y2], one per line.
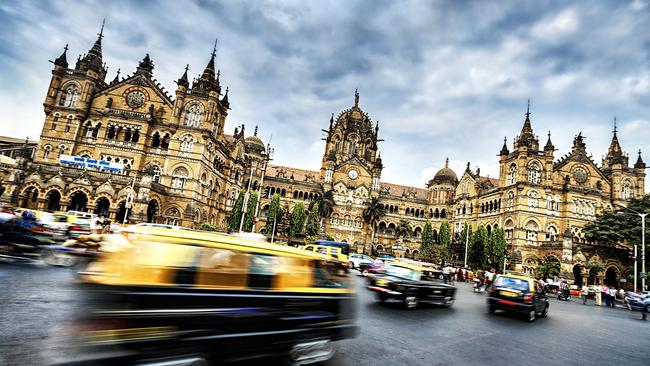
[348, 253, 374, 270]
[486, 273, 549, 322]
[67, 227, 358, 365]
[368, 262, 456, 309]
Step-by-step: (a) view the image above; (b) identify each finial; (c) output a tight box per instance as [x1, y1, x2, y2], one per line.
[116, 68, 120, 77]
[613, 117, 617, 136]
[211, 38, 218, 59]
[254, 125, 258, 136]
[98, 18, 105, 40]
[445, 157, 449, 168]
[184, 64, 189, 73]
[525, 98, 530, 118]
[354, 88, 359, 107]
[64, 44, 69, 52]
[217, 69, 221, 78]
[504, 136, 507, 143]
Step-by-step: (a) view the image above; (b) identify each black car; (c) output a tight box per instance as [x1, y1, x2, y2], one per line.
[368, 262, 456, 309]
[486, 273, 549, 322]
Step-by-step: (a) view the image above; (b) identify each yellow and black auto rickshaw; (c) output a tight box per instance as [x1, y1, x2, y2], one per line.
[64, 227, 358, 365]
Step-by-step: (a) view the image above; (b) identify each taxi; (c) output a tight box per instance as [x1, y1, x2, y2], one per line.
[368, 262, 456, 309]
[302, 243, 348, 265]
[486, 272, 549, 322]
[70, 227, 358, 365]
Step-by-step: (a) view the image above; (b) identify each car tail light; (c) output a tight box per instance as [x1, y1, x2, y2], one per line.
[524, 293, 534, 303]
[70, 225, 81, 231]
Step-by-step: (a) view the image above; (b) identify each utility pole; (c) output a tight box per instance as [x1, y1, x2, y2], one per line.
[123, 176, 136, 225]
[617, 206, 647, 291]
[253, 144, 273, 232]
[239, 160, 256, 233]
[463, 222, 470, 268]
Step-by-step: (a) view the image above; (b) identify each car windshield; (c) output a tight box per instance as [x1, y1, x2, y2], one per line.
[385, 265, 420, 281]
[494, 276, 530, 292]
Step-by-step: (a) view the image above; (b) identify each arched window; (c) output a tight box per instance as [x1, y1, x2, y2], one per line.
[161, 134, 170, 149]
[528, 190, 540, 208]
[151, 132, 160, 148]
[171, 167, 189, 190]
[507, 163, 517, 185]
[152, 165, 162, 183]
[60, 84, 80, 108]
[525, 220, 539, 241]
[180, 135, 194, 152]
[621, 180, 634, 200]
[83, 121, 94, 137]
[546, 226, 558, 241]
[184, 103, 202, 127]
[504, 219, 514, 239]
[43, 145, 52, 160]
[527, 161, 542, 184]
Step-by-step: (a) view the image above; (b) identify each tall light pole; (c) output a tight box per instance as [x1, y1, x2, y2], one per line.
[239, 160, 256, 233]
[463, 222, 470, 268]
[617, 206, 647, 291]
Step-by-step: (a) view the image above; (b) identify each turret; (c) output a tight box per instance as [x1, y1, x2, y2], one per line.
[544, 131, 554, 155]
[134, 54, 154, 79]
[75, 20, 108, 81]
[634, 149, 646, 170]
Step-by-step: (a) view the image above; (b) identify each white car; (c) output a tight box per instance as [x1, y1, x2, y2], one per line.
[348, 253, 374, 270]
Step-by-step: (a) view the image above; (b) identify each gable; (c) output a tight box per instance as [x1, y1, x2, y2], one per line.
[94, 74, 174, 108]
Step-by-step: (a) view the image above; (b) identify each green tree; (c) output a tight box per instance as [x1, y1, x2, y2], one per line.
[470, 225, 488, 268]
[264, 193, 281, 237]
[420, 221, 436, 261]
[363, 196, 385, 253]
[314, 185, 335, 231]
[538, 259, 561, 280]
[242, 191, 258, 232]
[288, 202, 307, 240]
[228, 190, 245, 231]
[438, 219, 452, 263]
[396, 219, 413, 238]
[488, 227, 508, 271]
[584, 194, 650, 246]
[305, 202, 320, 237]
[198, 223, 218, 232]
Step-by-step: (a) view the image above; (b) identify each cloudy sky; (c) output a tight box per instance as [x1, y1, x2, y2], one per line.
[0, 0, 648, 189]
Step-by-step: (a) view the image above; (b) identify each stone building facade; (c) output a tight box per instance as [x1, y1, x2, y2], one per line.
[1, 28, 646, 286]
[0, 27, 269, 227]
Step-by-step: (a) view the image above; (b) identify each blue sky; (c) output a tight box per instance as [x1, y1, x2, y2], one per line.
[0, 0, 648, 189]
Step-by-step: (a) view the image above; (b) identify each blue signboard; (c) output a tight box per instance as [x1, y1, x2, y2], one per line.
[59, 154, 124, 172]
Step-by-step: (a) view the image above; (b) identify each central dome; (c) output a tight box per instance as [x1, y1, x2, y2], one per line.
[429, 159, 458, 186]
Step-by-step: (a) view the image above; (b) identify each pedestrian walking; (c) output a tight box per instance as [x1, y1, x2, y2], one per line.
[594, 284, 602, 306]
[581, 285, 589, 305]
[602, 285, 610, 307]
[608, 287, 617, 308]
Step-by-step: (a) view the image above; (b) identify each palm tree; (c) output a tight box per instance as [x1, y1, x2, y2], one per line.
[362, 196, 385, 254]
[313, 184, 334, 232]
[396, 219, 413, 239]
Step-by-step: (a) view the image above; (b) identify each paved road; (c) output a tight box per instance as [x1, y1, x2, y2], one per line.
[1, 261, 649, 365]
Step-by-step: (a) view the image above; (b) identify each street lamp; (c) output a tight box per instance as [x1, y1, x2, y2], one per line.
[617, 206, 647, 292]
[463, 222, 470, 268]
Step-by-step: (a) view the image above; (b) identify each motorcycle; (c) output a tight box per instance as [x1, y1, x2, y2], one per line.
[473, 278, 485, 293]
[557, 289, 570, 301]
[0, 216, 57, 262]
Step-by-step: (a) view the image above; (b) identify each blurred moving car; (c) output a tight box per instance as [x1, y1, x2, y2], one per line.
[486, 273, 549, 322]
[348, 253, 373, 270]
[69, 227, 358, 365]
[66, 219, 92, 239]
[368, 262, 456, 309]
[624, 291, 650, 312]
[302, 243, 348, 265]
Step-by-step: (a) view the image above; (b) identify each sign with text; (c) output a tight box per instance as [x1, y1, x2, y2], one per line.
[59, 155, 123, 173]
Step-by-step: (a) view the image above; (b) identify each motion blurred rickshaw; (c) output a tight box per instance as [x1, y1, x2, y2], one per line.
[64, 227, 358, 365]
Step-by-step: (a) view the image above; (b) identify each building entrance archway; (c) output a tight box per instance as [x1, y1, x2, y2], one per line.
[573, 264, 583, 287]
[146, 200, 159, 223]
[116, 201, 131, 224]
[605, 267, 618, 287]
[45, 190, 61, 211]
[94, 197, 110, 217]
[68, 191, 88, 212]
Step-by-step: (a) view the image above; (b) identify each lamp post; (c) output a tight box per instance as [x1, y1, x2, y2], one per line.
[239, 160, 256, 233]
[463, 222, 470, 268]
[617, 207, 647, 291]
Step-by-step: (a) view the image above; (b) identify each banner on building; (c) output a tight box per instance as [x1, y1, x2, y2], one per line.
[59, 155, 123, 173]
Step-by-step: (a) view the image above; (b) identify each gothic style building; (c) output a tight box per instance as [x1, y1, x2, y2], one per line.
[0, 26, 269, 227]
[0, 27, 646, 286]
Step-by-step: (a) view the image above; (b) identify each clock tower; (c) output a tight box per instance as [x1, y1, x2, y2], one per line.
[320, 90, 383, 202]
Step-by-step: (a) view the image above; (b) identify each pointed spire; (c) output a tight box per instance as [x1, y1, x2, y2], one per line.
[375, 120, 379, 134]
[445, 157, 449, 168]
[544, 131, 554, 151]
[329, 113, 334, 130]
[177, 64, 189, 88]
[254, 125, 258, 136]
[54, 44, 69, 68]
[111, 68, 120, 84]
[525, 98, 530, 119]
[634, 149, 645, 169]
[221, 86, 230, 107]
[201, 39, 217, 79]
[76, 20, 106, 75]
[354, 88, 359, 108]
[500, 136, 510, 155]
[604, 117, 624, 166]
[517, 98, 538, 150]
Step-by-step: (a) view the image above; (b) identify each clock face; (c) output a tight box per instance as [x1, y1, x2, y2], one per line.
[573, 167, 588, 184]
[348, 169, 358, 180]
[126, 90, 146, 109]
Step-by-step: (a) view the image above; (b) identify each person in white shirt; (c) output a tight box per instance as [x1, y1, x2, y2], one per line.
[581, 285, 589, 305]
[594, 284, 602, 306]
